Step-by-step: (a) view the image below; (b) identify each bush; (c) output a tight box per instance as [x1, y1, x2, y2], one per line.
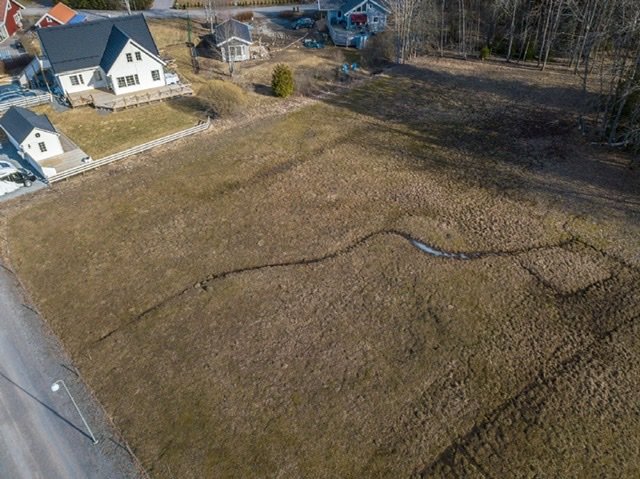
[197, 80, 248, 117]
[271, 64, 294, 98]
[361, 32, 394, 67]
[480, 46, 491, 61]
[234, 11, 254, 22]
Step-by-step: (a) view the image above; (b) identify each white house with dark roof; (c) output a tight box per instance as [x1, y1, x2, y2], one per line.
[0, 106, 63, 163]
[37, 14, 166, 99]
[214, 19, 253, 63]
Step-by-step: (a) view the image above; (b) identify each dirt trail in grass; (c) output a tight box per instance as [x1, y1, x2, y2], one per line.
[3, 58, 640, 478]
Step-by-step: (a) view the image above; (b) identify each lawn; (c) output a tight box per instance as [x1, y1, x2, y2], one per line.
[33, 100, 203, 158]
[3, 58, 640, 478]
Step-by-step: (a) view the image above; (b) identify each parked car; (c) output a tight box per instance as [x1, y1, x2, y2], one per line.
[0, 161, 36, 187]
[292, 17, 315, 30]
[303, 38, 325, 49]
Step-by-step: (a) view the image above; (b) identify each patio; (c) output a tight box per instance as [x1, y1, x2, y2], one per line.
[67, 83, 194, 111]
[37, 134, 90, 174]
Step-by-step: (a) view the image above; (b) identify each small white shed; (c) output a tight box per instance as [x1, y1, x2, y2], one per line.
[0, 106, 63, 162]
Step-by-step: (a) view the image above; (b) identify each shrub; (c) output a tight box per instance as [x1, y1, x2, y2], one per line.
[361, 32, 393, 67]
[197, 80, 248, 117]
[234, 11, 254, 22]
[271, 64, 294, 98]
[480, 46, 491, 61]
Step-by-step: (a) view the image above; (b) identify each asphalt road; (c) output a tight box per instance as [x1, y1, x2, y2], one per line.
[22, 3, 314, 19]
[0, 264, 141, 479]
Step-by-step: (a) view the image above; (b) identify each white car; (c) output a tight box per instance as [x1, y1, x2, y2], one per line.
[0, 160, 36, 187]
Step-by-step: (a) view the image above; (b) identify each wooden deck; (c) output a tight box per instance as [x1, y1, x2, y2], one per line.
[68, 84, 194, 111]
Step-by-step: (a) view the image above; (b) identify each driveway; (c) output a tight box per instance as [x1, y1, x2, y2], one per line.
[0, 264, 142, 478]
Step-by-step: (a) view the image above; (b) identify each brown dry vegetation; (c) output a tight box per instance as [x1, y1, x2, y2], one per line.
[3, 58, 640, 478]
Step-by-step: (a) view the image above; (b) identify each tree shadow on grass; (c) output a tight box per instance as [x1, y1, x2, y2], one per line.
[320, 61, 640, 220]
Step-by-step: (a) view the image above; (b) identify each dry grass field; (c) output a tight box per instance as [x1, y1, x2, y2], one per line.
[3, 58, 640, 478]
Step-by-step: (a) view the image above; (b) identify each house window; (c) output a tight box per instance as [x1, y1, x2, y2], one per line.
[38, 142, 47, 153]
[337, 11, 342, 17]
[126, 53, 133, 62]
[35, 132, 40, 138]
[69, 75, 80, 86]
[373, 17, 379, 22]
[151, 70, 160, 81]
[125, 75, 140, 86]
[135, 51, 142, 61]
[117, 77, 126, 88]
[79, 74, 84, 84]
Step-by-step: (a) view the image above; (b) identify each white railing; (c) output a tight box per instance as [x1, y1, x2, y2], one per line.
[48, 117, 211, 183]
[0, 91, 52, 112]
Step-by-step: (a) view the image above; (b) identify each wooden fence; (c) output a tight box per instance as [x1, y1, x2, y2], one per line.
[0, 91, 52, 112]
[48, 117, 211, 183]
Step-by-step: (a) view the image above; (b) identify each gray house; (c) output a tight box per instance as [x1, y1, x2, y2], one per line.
[214, 19, 253, 63]
[318, 0, 390, 48]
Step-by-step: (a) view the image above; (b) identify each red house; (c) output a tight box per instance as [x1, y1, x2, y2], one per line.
[35, 3, 86, 29]
[0, 0, 24, 42]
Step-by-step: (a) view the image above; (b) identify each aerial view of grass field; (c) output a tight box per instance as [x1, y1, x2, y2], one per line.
[2, 58, 639, 477]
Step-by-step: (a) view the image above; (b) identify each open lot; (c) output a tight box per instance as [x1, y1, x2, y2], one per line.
[2, 58, 640, 478]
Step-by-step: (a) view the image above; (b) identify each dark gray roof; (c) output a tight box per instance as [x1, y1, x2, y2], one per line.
[214, 19, 252, 45]
[100, 26, 130, 73]
[37, 14, 159, 75]
[0, 106, 57, 144]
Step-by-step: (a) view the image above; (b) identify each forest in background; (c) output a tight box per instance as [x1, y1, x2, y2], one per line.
[386, 0, 640, 152]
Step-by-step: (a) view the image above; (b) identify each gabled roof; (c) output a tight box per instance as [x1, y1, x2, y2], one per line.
[100, 26, 131, 73]
[1, 0, 25, 24]
[214, 19, 252, 46]
[46, 3, 78, 24]
[37, 14, 160, 75]
[0, 106, 57, 144]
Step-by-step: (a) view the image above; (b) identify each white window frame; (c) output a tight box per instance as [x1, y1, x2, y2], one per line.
[151, 70, 160, 81]
[135, 51, 142, 61]
[38, 142, 47, 153]
[69, 75, 80, 86]
[126, 53, 133, 62]
[117, 77, 126, 88]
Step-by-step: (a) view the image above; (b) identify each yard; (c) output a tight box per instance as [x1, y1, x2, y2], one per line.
[2, 58, 640, 478]
[32, 100, 203, 158]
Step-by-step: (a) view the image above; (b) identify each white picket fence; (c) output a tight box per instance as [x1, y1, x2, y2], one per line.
[48, 117, 211, 183]
[0, 91, 52, 112]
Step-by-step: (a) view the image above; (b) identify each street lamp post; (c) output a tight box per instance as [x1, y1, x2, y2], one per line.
[51, 380, 99, 445]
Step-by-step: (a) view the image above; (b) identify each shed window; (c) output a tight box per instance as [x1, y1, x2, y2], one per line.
[38, 142, 47, 153]
[126, 53, 133, 62]
[373, 16, 379, 22]
[151, 70, 160, 81]
[117, 77, 126, 88]
[337, 10, 342, 17]
[135, 51, 142, 61]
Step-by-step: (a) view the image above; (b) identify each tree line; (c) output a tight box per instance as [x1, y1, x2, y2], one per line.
[387, 0, 640, 152]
